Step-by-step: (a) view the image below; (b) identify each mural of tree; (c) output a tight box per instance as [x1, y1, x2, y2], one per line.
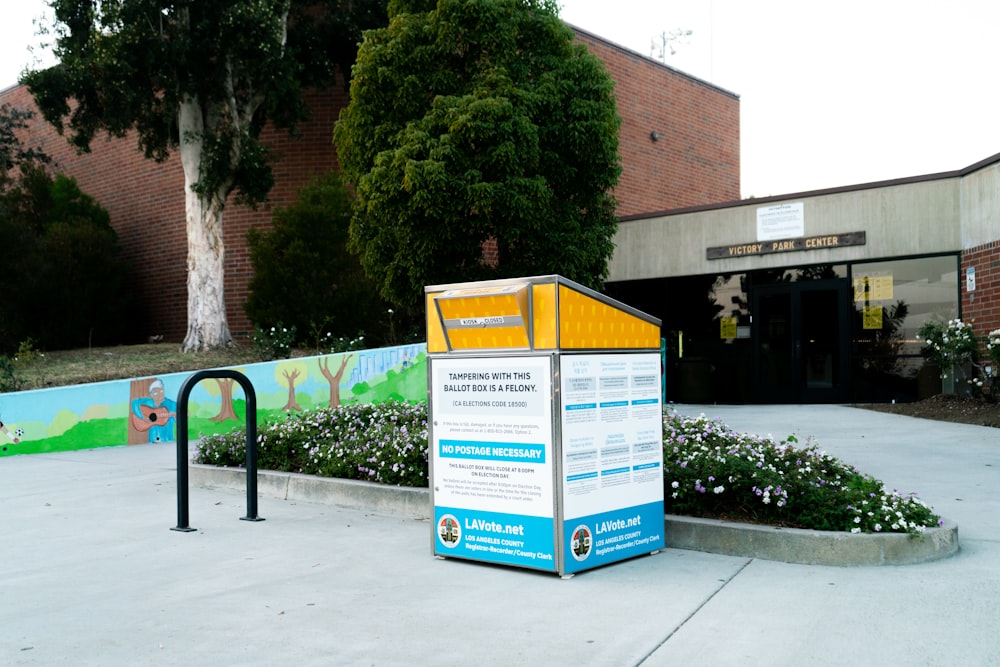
[196, 368, 247, 423]
[211, 378, 240, 423]
[275, 360, 309, 412]
[319, 354, 354, 408]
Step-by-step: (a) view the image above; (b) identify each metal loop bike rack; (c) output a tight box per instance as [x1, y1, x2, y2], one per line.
[172, 369, 263, 532]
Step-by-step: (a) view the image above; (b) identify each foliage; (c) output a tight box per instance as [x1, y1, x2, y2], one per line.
[663, 411, 941, 535]
[196, 400, 940, 535]
[251, 324, 297, 361]
[334, 0, 622, 312]
[0, 164, 137, 353]
[24, 0, 389, 350]
[244, 172, 396, 347]
[0, 340, 43, 393]
[917, 318, 978, 379]
[196, 401, 429, 487]
[25, 0, 385, 203]
[0, 106, 50, 354]
[987, 329, 1000, 368]
[0, 356, 22, 393]
[972, 328, 1000, 397]
[0, 104, 50, 187]
[320, 333, 367, 354]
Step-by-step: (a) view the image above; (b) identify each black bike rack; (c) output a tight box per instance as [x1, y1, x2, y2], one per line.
[172, 369, 264, 532]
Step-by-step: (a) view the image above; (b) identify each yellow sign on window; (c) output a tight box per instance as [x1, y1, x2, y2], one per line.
[872, 275, 893, 300]
[854, 274, 893, 302]
[720, 317, 737, 339]
[863, 305, 883, 330]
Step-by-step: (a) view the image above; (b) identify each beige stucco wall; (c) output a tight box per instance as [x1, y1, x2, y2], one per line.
[960, 161, 1000, 249]
[608, 177, 963, 282]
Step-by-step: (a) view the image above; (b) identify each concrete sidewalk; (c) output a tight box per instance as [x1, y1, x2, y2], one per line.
[1, 404, 999, 666]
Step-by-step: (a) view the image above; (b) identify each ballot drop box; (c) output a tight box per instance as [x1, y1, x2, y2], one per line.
[426, 275, 665, 576]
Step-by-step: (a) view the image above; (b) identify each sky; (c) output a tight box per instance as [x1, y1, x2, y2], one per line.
[3, 0, 1000, 198]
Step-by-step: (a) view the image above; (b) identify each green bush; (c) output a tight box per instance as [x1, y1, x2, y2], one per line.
[917, 318, 978, 379]
[244, 172, 401, 349]
[196, 401, 428, 487]
[250, 323, 297, 361]
[196, 403, 941, 535]
[0, 164, 137, 352]
[663, 411, 941, 535]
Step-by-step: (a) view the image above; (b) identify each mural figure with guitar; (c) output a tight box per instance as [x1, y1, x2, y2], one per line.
[0, 416, 22, 451]
[130, 378, 177, 443]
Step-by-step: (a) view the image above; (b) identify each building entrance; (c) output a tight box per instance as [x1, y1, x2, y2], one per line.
[606, 254, 961, 404]
[752, 280, 850, 403]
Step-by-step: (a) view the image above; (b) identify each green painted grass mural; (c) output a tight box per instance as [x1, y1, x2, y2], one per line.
[0, 344, 427, 458]
[2, 419, 126, 456]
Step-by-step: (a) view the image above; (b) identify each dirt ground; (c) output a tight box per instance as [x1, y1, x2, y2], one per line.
[860, 393, 1000, 428]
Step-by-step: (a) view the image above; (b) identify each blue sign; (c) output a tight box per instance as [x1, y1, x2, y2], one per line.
[435, 506, 555, 570]
[561, 501, 665, 574]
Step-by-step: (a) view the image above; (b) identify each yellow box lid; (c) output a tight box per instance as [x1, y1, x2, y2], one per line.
[425, 275, 660, 353]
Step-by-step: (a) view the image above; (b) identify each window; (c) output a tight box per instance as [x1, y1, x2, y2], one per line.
[850, 255, 959, 401]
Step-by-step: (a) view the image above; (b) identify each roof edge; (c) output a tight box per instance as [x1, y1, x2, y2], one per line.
[567, 23, 740, 101]
[619, 151, 1000, 222]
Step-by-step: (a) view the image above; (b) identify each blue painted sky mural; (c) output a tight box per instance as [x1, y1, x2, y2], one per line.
[0, 344, 427, 457]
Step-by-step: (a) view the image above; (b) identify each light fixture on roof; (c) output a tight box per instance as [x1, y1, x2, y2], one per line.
[650, 29, 693, 62]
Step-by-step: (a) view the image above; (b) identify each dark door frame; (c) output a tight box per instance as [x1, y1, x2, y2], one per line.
[751, 279, 850, 403]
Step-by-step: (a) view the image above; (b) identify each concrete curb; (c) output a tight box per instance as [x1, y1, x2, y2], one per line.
[190, 464, 431, 519]
[190, 465, 960, 566]
[664, 515, 959, 566]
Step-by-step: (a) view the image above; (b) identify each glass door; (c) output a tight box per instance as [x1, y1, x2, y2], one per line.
[753, 281, 849, 403]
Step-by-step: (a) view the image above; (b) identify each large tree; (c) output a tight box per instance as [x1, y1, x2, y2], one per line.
[334, 0, 622, 312]
[22, 0, 386, 351]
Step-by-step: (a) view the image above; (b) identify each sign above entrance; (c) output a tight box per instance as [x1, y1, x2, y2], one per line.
[706, 231, 866, 260]
[757, 201, 804, 241]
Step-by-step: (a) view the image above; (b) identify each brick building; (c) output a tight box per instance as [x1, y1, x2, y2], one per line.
[0, 26, 740, 344]
[6, 17, 994, 405]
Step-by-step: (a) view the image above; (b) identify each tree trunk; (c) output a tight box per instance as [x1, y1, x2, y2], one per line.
[282, 367, 303, 411]
[319, 354, 354, 408]
[178, 95, 233, 352]
[211, 378, 240, 422]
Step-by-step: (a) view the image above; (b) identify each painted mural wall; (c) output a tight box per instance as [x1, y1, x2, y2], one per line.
[0, 344, 427, 458]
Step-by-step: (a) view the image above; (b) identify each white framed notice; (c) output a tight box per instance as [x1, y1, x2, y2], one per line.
[757, 201, 804, 241]
[430, 355, 556, 570]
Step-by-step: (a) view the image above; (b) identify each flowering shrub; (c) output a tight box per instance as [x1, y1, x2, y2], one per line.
[196, 401, 428, 487]
[663, 411, 941, 535]
[196, 402, 941, 535]
[917, 318, 978, 378]
[321, 332, 366, 354]
[251, 323, 297, 361]
[987, 329, 1000, 367]
[977, 329, 1000, 396]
